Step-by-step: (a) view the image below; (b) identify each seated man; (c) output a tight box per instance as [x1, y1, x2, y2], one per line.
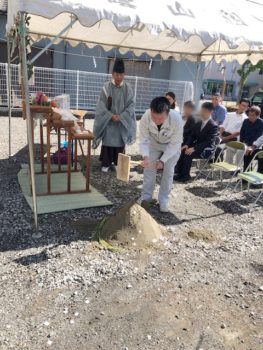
[220, 98, 249, 162]
[211, 92, 227, 126]
[221, 98, 249, 143]
[182, 100, 196, 145]
[139, 97, 183, 212]
[175, 102, 218, 182]
[240, 106, 263, 173]
[174, 100, 196, 176]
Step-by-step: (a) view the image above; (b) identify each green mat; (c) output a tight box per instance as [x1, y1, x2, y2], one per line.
[21, 162, 82, 172]
[18, 165, 112, 214]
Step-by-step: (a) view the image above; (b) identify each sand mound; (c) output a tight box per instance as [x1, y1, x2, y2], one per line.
[99, 201, 164, 246]
[187, 228, 217, 242]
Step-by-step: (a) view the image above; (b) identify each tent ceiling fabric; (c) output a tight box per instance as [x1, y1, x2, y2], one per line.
[7, 0, 263, 63]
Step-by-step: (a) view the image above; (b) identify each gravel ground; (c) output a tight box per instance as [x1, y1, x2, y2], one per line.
[0, 116, 262, 350]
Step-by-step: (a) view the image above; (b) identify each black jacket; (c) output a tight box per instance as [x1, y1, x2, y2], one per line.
[186, 118, 219, 154]
[183, 116, 196, 145]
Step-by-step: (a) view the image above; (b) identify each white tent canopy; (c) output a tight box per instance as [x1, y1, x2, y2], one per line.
[7, 0, 263, 64]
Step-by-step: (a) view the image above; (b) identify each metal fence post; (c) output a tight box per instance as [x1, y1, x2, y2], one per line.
[76, 70, 79, 110]
[182, 82, 187, 110]
[134, 76, 138, 104]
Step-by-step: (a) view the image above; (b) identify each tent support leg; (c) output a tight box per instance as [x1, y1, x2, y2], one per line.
[194, 59, 201, 106]
[19, 12, 39, 232]
[7, 35, 12, 158]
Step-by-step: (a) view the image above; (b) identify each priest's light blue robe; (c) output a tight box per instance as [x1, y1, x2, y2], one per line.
[93, 80, 136, 149]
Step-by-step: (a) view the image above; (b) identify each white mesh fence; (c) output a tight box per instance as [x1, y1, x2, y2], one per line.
[0, 63, 193, 113]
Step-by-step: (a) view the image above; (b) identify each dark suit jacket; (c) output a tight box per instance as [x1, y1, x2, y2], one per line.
[186, 118, 219, 154]
[183, 116, 196, 145]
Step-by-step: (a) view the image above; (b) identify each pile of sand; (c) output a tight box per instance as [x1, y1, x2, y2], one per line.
[99, 201, 164, 246]
[187, 228, 218, 242]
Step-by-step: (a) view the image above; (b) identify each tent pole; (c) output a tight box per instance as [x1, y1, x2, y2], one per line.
[7, 35, 12, 158]
[194, 60, 201, 106]
[19, 12, 38, 230]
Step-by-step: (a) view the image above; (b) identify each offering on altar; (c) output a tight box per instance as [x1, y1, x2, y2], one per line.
[29, 91, 58, 107]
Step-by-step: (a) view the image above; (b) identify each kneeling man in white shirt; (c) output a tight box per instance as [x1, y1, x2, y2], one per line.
[139, 97, 183, 212]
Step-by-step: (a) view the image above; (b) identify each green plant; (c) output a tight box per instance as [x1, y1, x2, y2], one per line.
[9, 13, 33, 79]
[237, 60, 263, 101]
[92, 218, 121, 252]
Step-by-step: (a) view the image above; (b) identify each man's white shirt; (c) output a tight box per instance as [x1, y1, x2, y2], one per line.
[221, 111, 247, 134]
[253, 134, 263, 148]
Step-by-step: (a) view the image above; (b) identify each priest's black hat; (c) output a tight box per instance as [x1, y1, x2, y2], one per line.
[112, 58, 125, 73]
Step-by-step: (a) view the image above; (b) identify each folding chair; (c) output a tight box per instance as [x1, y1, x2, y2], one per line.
[195, 136, 221, 180]
[233, 150, 263, 207]
[207, 141, 246, 189]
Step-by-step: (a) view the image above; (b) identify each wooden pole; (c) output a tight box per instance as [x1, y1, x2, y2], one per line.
[19, 12, 38, 229]
[7, 35, 12, 158]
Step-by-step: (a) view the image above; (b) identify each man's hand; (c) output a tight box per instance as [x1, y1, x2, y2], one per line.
[185, 147, 195, 155]
[246, 146, 255, 155]
[219, 128, 224, 136]
[181, 145, 188, 151]
[142, 156, 150, 168]
[111, 115, 120, 122]
[156, 160, 164, 170]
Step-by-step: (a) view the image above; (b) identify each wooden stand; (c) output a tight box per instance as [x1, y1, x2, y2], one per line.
[68, 128, 94, 192]
[29, 106, 94, 195]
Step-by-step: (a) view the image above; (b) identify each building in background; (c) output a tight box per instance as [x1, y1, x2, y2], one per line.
[202, 60, 263, 101]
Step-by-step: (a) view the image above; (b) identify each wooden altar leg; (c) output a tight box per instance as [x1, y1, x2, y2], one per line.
[74, 138, 78, 171]
[58, 127, 61, 172]
[78, 140, 84, 156]
[40, 121, 44, 173]
[31, 118, 35, 159]
[67, 133, 72, 192]
[86, 139, 91, 192]
[46, 116, 51, 194]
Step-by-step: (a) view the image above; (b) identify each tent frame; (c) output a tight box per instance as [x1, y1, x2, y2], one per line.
[29, 15, 77, 65]
[18, 12, 38, 229]
[7, 12, 81, 230]
[7, 33, 12, 158]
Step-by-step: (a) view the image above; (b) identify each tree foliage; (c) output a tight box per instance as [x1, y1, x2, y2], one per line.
[237, 60, 263, 101]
